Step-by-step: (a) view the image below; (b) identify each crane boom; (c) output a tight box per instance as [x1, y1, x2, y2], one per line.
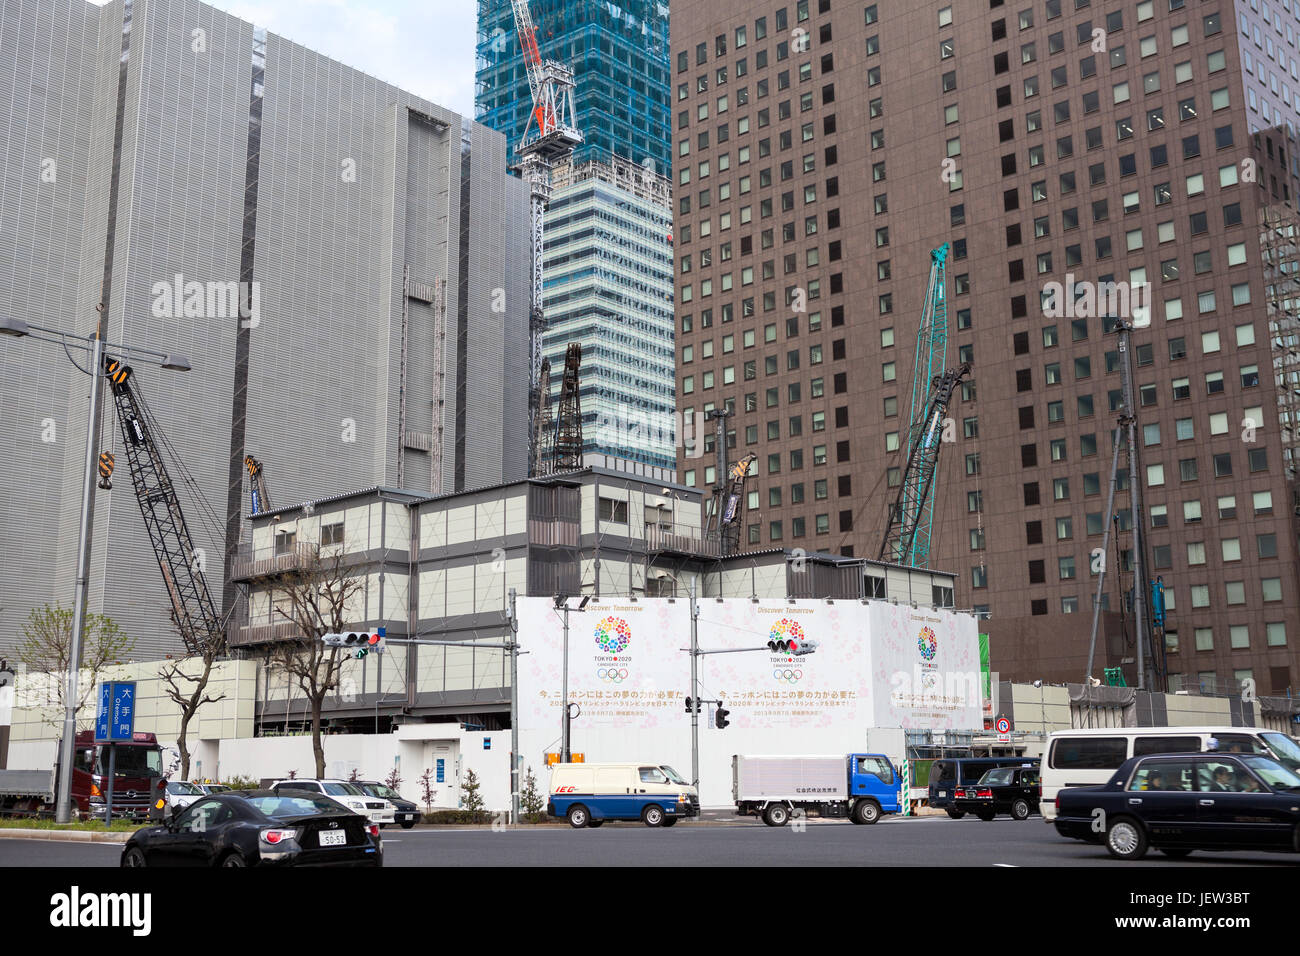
[878, 243, 956, 569]
[244, 455, 271, 516]
[880, 364, 971, 567]
[102, 356, 222, 654]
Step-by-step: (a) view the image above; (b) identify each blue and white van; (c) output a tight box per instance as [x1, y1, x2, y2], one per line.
[548, 762, 700, 828]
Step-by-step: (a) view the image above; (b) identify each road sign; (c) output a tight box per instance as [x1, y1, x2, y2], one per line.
[995, 716, 1011, 735]
[95, 682, 137, 743]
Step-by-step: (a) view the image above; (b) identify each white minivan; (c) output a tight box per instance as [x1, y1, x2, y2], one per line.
[548, 762, 699, 828]
[1040, 726, 1300, 820]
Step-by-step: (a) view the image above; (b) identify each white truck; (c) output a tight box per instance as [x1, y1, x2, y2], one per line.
[732, 753, 903, 827]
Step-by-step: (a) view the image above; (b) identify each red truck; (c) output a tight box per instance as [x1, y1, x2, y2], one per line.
[0, 730, 167, 821]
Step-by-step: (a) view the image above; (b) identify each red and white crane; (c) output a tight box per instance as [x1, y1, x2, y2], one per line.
[509, 0, 583, 475]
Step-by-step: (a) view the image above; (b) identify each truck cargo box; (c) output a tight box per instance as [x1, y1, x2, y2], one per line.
[733, 755, 849, 802]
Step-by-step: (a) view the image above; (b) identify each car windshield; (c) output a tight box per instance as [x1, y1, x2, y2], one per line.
[168, 781, 203, 795]
[246, 794, 349, 817]
[977, 768, 1015, 786]
[322, 783, 357, 796]
[367, 784, 400, 800]
[1241, 756, 1300, 789]
[1260, 733, 1300, 773]
[660, 766, 688, 785]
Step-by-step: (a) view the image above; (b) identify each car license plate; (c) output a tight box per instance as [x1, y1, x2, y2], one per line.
[939, 791, 947, 798]
[319, 830, 347, 847]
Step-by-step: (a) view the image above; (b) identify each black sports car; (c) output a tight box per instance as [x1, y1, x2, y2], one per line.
[1054, 752, 1300, 860]
[119, 790, 382, 867]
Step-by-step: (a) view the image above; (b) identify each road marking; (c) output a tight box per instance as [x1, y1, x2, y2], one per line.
[992, 863, 1019, 867]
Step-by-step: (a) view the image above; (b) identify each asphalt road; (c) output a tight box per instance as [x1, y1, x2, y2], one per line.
[2, 815, 1298, 866]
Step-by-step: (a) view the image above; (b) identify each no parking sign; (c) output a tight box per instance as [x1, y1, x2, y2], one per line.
[996, 716, 1010, 742]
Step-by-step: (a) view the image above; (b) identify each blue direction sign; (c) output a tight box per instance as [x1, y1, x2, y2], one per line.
[95, 682, 137, 742]
[95, 683, 112, 742]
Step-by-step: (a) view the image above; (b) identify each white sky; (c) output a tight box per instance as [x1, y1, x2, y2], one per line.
[92, 0, 479, 116]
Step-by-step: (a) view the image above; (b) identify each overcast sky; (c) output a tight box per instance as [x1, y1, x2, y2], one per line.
[94, 0, 480, 116]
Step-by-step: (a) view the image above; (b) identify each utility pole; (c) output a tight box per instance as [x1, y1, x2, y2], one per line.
[689, 579, 700, 789]
[1116, 320, 1152, 689]
[508, 587, 520, 826]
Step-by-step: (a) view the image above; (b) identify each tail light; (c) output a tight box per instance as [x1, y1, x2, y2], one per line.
[954, 788, 965, 798]
[976, 789, 993, 798]
[1055, 794, 1061, 812]
[259, 828, 299, 845]
[367, 824, 380, 840]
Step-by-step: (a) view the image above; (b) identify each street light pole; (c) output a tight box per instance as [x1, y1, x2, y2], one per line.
[561, 602, 570, 762]
[56, 331, 105, 823]
[689, 579, 700, 789]
[508, 587, 520, 826]
[2, 315, 192, 823]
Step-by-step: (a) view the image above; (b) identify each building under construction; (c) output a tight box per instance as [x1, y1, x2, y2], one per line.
[476, 0, 677, 479]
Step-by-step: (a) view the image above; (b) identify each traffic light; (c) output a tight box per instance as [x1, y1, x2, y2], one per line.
[321, 630, 384, 658]
[684, 696, 694, 714]
[789, 639, 820, 657]
[767, 638, 786, 652]
[715, 704, 730, 729]
[148, 777, 169, 822]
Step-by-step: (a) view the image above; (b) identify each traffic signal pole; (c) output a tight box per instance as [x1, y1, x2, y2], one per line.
[689, 580, 699, 789]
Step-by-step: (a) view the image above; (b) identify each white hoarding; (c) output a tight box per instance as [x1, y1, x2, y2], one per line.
[516, 597, 981, 738]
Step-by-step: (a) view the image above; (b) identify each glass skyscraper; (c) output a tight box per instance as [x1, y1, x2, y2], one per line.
[476, 0, 676, 478]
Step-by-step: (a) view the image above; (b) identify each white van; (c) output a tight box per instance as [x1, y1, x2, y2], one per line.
[548, 762, 699, 828]
[1040, 726, 1300, 820]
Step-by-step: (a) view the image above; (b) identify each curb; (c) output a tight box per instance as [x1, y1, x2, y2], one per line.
[0, 828, 130, 844]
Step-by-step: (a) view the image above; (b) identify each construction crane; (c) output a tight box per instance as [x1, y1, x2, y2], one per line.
[879, 243, 961, 568]
[715, 453, 758, 554]
[244, 455, 271, 516]
[535, 356, 554, 472]
[551, 342, 584, 471]
[509, 0, 583, 475]
[880, 363, 971, 567]
[101, 355, 223, 655]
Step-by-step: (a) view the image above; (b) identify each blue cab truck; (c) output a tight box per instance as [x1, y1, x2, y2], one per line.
[733, 754, 902, 826]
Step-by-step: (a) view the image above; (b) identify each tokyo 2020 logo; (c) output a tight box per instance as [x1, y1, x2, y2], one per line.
[594, 616, 630, 654]
[917, 626, 938, 662]
[769, 618, 807, 683]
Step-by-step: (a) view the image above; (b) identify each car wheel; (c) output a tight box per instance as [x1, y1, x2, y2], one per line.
[566, 804, 589, 829]
[661, 817, 678, 827]
[121, 847, 147, 868]
[401, 819, 416, 830]
[1011, 799, 1031, 821]
[1105, 817, 1149, 861]
[854, 800, 881, 825]
[642, 805, 665, 828]
[1159, 848, 1193, 858]
[587, 819, 604, 828]
[763, 803, 790, 827]
[945, 809, 965, 820]
[219, 851, 247, 868]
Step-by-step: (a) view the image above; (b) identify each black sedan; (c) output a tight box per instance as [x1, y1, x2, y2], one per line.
[1054, 753, 1300, 860]
[119, 790, 382, 867]
[953, 765, 1041, 821]
[354, 780, 420, 829]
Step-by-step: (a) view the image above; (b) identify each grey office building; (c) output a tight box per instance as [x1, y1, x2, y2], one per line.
[0, 0, 531, 658]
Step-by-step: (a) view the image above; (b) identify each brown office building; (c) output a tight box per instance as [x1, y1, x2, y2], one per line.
[671, 0, 1300, 694]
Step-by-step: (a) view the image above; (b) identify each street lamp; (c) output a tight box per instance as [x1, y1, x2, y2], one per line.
[553, 594, 590, 761]
[5, 315, 191, 822]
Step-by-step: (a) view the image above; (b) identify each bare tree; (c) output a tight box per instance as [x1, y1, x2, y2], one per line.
[259, 549, 365, 778]
[157, 628, 228, 779]
[16, 604, 135, 731]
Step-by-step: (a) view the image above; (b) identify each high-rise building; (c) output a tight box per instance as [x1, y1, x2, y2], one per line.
[672, 0, 1300, 693]
[475, 0, 673, 174]
[0, 0, 531, 658]
[476, 0, 677, 479]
